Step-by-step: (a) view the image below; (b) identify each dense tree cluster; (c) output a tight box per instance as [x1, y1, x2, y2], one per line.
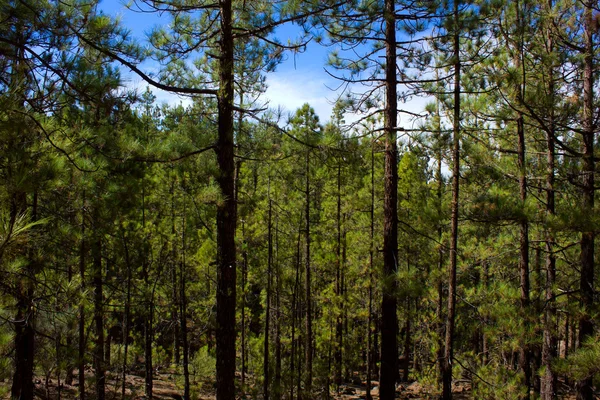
[0, 0, 598, 399]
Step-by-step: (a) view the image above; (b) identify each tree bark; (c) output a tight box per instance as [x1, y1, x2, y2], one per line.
[335, 164, 343, 391]
[366, 133, 376, 400]
[121, 232, 132, 400]
[263, 198, 273, 400]
[274, 216, 282, 400]
[92, 235, 105, 400]
[290, 223, 302, 400]
[380, 0, 399, 398]
[576, 2, 595, 399]
[215, 0, 237, 398]
[442, 2, 461, 397]
[241, 220, 247, 390]
[181, 189, 191, 400]
[78, 191, 86, 400]
[517, 113, 531, 400]
[304, 135, 313, 399]
[541, 5, 557, 397]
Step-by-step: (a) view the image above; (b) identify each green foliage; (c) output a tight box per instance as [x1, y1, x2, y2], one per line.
[190, 346, 216, 382]
[555, 338, 600, 384]
[471, 363, 524, 400]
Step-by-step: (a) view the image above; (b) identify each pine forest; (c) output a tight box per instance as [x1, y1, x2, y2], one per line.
[0, 0, 599, 399]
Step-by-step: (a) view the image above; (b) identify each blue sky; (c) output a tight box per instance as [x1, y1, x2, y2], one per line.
[99, 0, 342, 122]
[99, 0, 429, 126]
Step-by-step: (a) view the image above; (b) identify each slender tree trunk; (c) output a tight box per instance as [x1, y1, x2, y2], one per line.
[380, 0, 399, 397]
[517, 112, 531, 400]
[533, 225, 543, 395]
[403, 222, 411, 383]
[122, 233, 132, 400]
[105, 332, 111, 369]
[92, 234, 105, 400]
[541, 7, 557, 397]
[8, 33, 35, 400]
[403, 305, 411, 382]
[241, 220, 248, 390]
[274, 216, 282, 400]
[234, 120, 245, 392]
[143, 235, 153, 396]
[241, 219, 247, 390]
[434, 91, 446, 389]
[342, 227, 349, 383]
[290, 223, 302, 400]
[576, 2, 595, 399]
[66, 190, 76, 387]
[335, 164, 343, 391]
[264, 198, 273, 400]
[216, 0, 237, 398]
[327, 317, 333, 399]
[366, 133, 375, 400]
[78, 190, 86, 400]
[511, 3, 532, 395]
[171, 178, 180, 366]
[11, 192, 35, 400]
[541, 129, 557, 400]
[181, 191, 191, 400]
[442, 2, 461, 398]
[304, 143, 313, 399]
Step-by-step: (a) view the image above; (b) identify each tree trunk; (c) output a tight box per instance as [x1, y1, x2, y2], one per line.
[181, 191, 191, 400]
[517, 113, 531, 400]
[241, 219, 247, 390]
[576, 2, 595, 399]
[122, 232, 132, 400]
[11, 266, 35, 400]
[541, 6, 557, 397]
[92, 235, 105, 400]
[434, 90, 446, 390]
[78, 191, 86, 400]
[290, 223, 302, 400]
[442, 2, 461, 397]
[11, 190, 35, 400]
[366, 133, 376, 400]
[335, 164, 343, 391]
[274, 216, 282, 400]
[403, 310, 411, 382]
[263, 198, 273, 400]
[380, 0, 399, 397]
[171, 179, 180, 366]
[513, 3, 531, 395]
[215, 0, 237, 398]
[105, 331, 111, 368]
[304, 140, 313, 399]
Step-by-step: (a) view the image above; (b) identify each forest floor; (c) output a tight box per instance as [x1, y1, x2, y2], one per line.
[2, 370, 473, 400]
[1, 371, 584, 400]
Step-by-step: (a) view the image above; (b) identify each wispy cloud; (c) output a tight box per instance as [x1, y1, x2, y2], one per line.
[263, 70, 338, 123]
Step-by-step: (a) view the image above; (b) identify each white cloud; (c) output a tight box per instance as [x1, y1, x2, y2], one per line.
[263, 71, 337, 123]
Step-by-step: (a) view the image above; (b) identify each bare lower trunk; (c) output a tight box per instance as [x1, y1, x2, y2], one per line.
[11, 192, 35, 400]
[92, 236, 105, 400]
[380, 0, 399, 397]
